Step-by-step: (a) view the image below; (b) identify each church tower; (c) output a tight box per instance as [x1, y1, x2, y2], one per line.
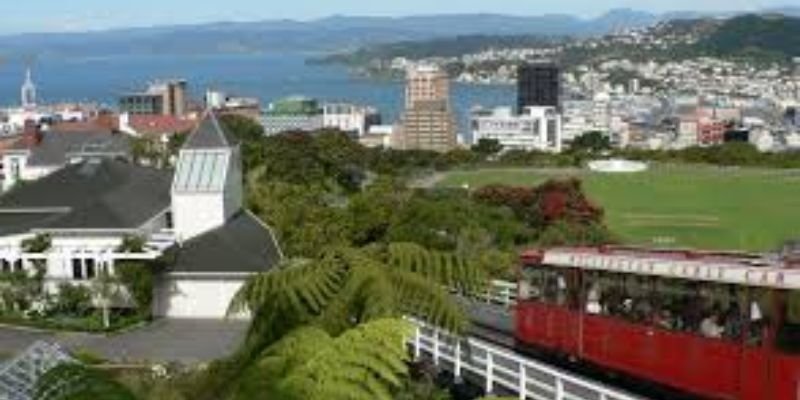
[171, 110, 243, 242]
[21, 68, 37, 109]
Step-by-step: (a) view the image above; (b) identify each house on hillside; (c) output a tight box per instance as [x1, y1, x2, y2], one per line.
[0, 122, 130, 192]
[0, 111, 281, 319]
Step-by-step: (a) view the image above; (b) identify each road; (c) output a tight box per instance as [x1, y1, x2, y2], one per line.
[0, 319, 248, 364]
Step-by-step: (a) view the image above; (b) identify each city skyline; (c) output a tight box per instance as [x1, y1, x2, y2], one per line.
[4, 0, 795, 35]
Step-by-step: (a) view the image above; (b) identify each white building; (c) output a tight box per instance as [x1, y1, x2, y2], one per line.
[0, 111, 281, 319]
[322, 103, 380, 137]
[471, 106, 562, 153]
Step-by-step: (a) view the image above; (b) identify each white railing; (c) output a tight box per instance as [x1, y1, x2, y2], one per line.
[408, 319, 644, 400]
[479, 280, 518, 308]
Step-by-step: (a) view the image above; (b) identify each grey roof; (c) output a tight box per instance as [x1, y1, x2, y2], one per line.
[183, 111, 238, 150]
[10, 130, 131, 167]
[0, 159, 173, 232]
[168, 211, 281, 274]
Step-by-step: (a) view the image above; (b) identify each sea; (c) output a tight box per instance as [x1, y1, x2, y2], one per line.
[0, 53, 514, 133]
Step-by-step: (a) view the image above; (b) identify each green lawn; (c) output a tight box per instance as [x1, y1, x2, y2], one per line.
[438, 166, 800, 251]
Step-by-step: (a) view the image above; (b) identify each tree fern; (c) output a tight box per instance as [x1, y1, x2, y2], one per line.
[233, 319, 411, 400]
[388, 242, 486, 294]
[231, 244, 480, 346]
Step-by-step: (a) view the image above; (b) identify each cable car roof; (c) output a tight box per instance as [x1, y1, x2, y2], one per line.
[535, 247, 800, 290]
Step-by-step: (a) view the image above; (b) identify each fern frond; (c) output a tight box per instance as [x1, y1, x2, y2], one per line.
[251, 319, 410, 400]
[387, 242, 487, 294]
[388, 268, 468, 334]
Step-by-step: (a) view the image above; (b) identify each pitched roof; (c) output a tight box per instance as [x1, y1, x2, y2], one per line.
[0, 159, 172, 232]
[183, 111, 238, 150]
[127, 115, 198, 137]
[168, 211, 282, 274]
[9, 130, 130, 167]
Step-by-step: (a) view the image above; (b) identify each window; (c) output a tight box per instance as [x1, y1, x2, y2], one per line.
[777, 290, 800, 354]
[1, 260, 10, 273]
[519, 267, 543, 302]
[85, 259, 96, 279]
[520, 266, 578, 308]
[747, 288, 771, 347]
[13, 260, 23, 273]
[72, 259, 83, 280]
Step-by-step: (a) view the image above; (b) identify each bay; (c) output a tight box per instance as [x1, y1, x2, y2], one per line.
[0, 53, 514, 135]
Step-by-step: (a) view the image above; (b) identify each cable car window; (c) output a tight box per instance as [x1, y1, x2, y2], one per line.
[746, 288, 771, 347]
[584, 272, 602, 315]
[777, 290, 800, 354]
[539, 267, 579, 307]
[519, 267, 543, 302]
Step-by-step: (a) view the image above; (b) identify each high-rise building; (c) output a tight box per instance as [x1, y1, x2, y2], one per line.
[517, 63, 561, 113]
[119, 80, 188, 116]
[20, 68, 37, 109]
[399, 65, 457, 152]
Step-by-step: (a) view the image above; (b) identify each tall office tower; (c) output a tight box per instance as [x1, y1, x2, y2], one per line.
[400, 65, 457, 152]
[517, 63, 561, 113]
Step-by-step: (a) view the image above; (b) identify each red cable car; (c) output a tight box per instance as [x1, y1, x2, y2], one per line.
[515, 246, 800, 400]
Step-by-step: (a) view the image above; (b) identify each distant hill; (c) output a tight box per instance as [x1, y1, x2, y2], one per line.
[696, 14, 800, 62]
[0, 7, 798, 59]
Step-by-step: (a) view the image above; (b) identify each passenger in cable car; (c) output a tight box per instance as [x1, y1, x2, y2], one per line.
[700, 310, 725, 339]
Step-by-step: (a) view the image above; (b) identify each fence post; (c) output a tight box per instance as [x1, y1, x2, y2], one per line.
[555, 377, 564, 400]
[454, 340, 462, 378]
[433, 328, 440, 366]
[519, 364, 527, 400]
[414, 326, 421, 359]
[485, 352, 494, 395]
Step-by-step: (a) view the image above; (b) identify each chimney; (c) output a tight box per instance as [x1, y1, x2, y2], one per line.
[22, 119, 42, 147]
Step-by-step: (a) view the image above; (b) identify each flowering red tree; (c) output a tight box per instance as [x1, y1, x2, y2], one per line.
[474, 178, 609, 245]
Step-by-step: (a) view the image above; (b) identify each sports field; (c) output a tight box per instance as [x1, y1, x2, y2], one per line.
[438, 166, 800, 251]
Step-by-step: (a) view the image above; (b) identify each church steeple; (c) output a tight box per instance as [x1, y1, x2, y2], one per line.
[21, 67, 37, 109]
[171, 110, 243, 241]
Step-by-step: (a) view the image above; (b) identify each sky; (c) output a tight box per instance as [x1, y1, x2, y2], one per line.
[4, 0, 792, 35]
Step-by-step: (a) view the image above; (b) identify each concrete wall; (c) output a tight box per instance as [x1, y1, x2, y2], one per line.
[153, 275, 248, 319]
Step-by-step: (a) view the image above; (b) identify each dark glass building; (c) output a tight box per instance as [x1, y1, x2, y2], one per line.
[517, 63, 561, 113]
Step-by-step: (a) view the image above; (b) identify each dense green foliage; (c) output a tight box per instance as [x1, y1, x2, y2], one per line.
[34, 364, 137, 400]
[114, 262, 153, 318]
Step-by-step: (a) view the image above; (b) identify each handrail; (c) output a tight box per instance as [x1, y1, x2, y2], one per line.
[408, 318, 644, 400]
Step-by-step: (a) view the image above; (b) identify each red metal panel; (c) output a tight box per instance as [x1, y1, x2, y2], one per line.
[739, 347, 769, 400]
[515, 302, 580, 356]
[772, 354, 800, 400]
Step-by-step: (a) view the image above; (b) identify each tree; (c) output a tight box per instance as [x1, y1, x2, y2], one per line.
[230, 319, 411, 400]
[212, 244, 485, 399]
[34, 364, 136, 400]
[91, 269, 123, 329]
[570, 131, 611, 154]
[220, 114, 266, 172]
[471, 139, 503, 159]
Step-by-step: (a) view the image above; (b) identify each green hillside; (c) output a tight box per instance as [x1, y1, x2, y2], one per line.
[697, 14, 800, 62]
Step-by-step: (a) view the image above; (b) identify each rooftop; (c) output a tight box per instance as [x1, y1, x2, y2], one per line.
[167, 210, 281, 274]
[9, 129, 130, 167]
[0, 159, 173, 234]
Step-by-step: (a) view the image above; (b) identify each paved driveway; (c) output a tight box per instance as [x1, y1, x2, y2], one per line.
[0, 319, 249, 364]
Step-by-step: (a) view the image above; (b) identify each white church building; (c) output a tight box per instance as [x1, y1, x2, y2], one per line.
[0, 111, 282, 319]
